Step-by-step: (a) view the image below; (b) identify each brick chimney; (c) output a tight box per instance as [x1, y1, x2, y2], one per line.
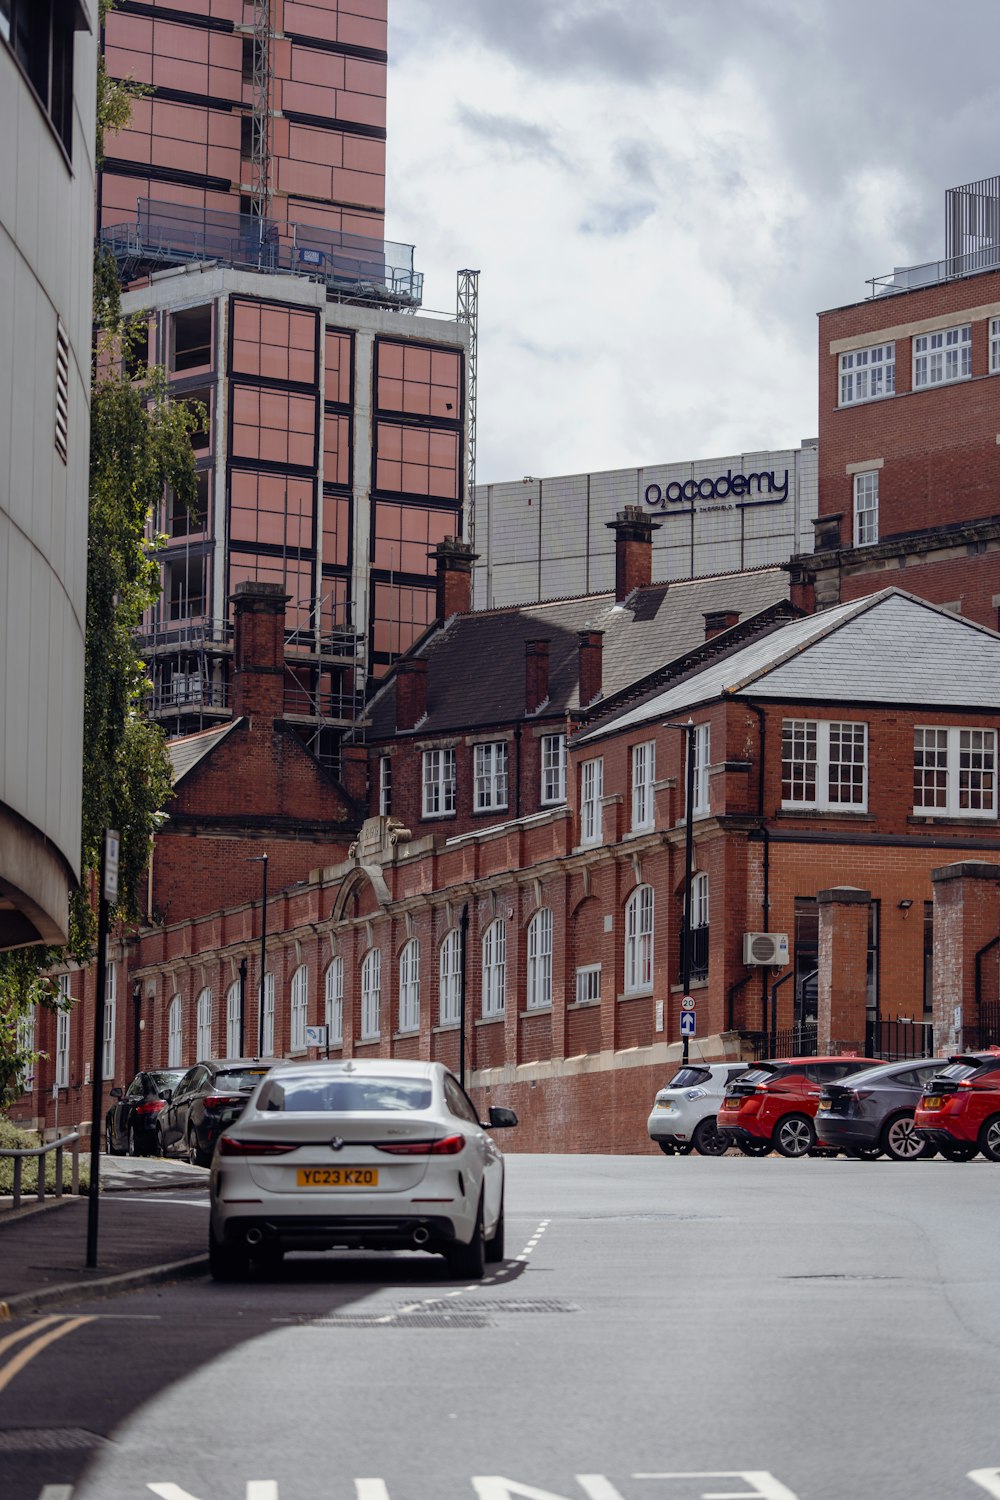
[606, 506, 661, 604]
[395, 657, 428, 731]
[430, 536, 479, 621]
[230, 581, 289, 722]
[704, 609, 740, 641]
[525, 639, 551, 714]
[577, 629, 604, 708]
[787, 559, 816, 614]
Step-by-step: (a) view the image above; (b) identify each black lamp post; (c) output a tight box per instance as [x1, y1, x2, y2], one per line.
[664, 720, 696, 1064]
[245, 852, 268, 1057]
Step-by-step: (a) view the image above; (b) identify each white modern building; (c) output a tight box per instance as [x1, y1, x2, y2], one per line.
[0, 2, 97, 948]
[473, 440, 817, 609]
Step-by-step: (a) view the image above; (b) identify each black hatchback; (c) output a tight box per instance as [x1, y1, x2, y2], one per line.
[105, 1070, 185, 1157]
[157, 1058, 277, 1166]
[814, 1057, 947, 1160]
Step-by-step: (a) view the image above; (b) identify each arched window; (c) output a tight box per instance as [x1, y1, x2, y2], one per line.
[262, 972, 275, 1055]
[439, 929, 461, 1026]
[482, 919, 506, 1018]
[290, 964, 309, 1051]
[167, 994, 183, 1067]
[361, 949, 381, 1040]
[325, 957, 344, 1046]
[195, 987, 212, 1058]
[399, 939, 420, 1033]
[225, 980, 242, 1057]
[103, 961, 117, 1078]
[624, 884, 654, 994]
[527, 908, 553, 1010]
[689, 872, 710, 982]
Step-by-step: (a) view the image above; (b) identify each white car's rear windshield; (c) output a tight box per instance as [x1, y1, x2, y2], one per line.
[258, 1076, 433, 1113]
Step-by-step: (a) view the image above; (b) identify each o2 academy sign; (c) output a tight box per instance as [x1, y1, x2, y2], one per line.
[644, 467, 789, 515]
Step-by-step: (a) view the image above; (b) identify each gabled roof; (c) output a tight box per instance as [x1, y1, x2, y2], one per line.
[167, 721, 241, 785]
[578, 589, 1000, 742]
[361, 567, 791, 737]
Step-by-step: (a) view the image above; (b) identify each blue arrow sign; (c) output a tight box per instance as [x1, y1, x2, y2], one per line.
[679, 1011, 696, 1037]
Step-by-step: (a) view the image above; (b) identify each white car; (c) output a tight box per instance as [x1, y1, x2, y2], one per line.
[208, 1058, 516, 1281]
[647, 1063, 749, 1156]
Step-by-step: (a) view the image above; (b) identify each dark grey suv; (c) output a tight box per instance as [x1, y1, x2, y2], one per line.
[815, 1058, 947, 1160]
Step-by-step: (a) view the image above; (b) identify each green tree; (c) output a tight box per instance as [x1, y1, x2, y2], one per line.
[0, 6, 200, 1106]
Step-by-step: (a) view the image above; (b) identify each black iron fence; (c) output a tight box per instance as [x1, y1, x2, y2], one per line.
[865, 1018, 935, 1061]
[740, 1024, 818, 1062]
[962, 1000, 1000, 1052]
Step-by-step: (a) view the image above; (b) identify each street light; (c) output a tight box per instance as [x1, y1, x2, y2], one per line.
[245, 852, 268, 1057]
[663, 719, 696, 1064]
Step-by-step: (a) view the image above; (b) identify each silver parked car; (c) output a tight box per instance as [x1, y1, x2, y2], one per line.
[208, 1058, 517, 1281]
[647, 1062, 750, 1155]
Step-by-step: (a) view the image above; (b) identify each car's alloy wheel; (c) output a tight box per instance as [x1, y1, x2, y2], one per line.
[736, 1137, 773, 1157]
[104, 1122, 115, 1156]
[977, 1114, 1000, 1163]
[939, 1140, 977, 1162]
[692, 1117, 730, 1156]
[774, 1114, 815, 1158]
[882, 1113, 930, 1161]
[188, 1128, 208, 1168]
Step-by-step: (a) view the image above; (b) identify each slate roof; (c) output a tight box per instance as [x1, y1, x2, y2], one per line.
[362, 568, 791, 738]
[579, 589, 1000, 743]
[166, 721, 241, 784]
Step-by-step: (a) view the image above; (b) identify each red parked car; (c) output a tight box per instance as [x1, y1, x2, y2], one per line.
[913, 1050, 1000, 1161]
[717, 1054, 878, 1158]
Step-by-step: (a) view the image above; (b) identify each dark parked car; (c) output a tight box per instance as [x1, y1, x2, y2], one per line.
[815, 1057, 947, 1160]
[158, 1058, 277, 1167]
[105, 1070, 185, 1157]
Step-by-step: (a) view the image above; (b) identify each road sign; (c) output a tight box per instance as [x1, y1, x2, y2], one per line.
[305, 1025, 328, 1047]
[680, 1011, 696, 1037]
[681, 995, 696, 1012]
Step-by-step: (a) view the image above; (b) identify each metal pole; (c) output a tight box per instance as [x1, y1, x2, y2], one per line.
[86, 840, 111, 1268]
[681, 722, 695, 1065]
[258, 853, 268, 1057]
[459, 903, 469, 1091]
[238, 956, 247, 1056]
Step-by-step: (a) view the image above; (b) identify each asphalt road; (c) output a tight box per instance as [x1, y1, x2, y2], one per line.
[2, 1154, 1000, 1500]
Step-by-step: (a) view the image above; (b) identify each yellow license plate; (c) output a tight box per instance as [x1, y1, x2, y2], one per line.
[923, 1097, 942, 1110]
[296, 1167, 378, 1187]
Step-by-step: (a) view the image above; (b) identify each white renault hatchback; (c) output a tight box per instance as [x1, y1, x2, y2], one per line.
[647, 1062, 749, 1155]
[208, 1058, 517, 1281]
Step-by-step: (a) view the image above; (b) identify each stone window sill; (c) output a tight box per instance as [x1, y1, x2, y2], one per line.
[355, 1036, 380, 1047]
[908, 814, 998, 827]
[618, 989, 653, 1003]
[776, 807, 875, 822]
[670, 978, 708, 992]
[433, 1022, 460, 1034]
[475, 1014, 505, 1027]
[520, 1006, 552, 1018]
[393, 1029, 420, 1041]
[567, 999, 600, 1011]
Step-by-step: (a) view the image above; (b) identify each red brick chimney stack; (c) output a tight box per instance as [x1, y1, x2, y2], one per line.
[704, 609, 740, 641]
[525, 639, 551, 714]
[577, 629, 604, 708]
[395, 657, 429, 731]
[606, 507, 661, 604]
[230, 581, 289, 722]
[430, 536, 479, 621]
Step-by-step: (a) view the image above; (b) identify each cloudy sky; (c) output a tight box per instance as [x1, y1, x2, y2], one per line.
[386, 0, 1000, 485]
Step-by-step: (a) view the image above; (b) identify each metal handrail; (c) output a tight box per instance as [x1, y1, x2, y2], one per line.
[0, 1131, 81, 1210]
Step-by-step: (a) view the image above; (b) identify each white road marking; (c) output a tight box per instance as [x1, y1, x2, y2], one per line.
[147, 1487, 275, 1500]
[118, 1197, 210, 1208]
[969, 1472, 1000, 1497]
[38, 1488, 73, 1499]
[633, 1474, 800, 1499]
[355, 1483, 392, 1500]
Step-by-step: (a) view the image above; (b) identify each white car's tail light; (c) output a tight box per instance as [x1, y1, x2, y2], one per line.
[375, 1134, 466, 1156]
[219, 1136, 298, 1156]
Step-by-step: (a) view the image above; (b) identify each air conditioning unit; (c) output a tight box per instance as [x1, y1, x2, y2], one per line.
[743, 932, 789, 966]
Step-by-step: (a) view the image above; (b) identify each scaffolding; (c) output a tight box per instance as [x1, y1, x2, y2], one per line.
[456, 269, 480, 547]
[250, 0, 273, 223]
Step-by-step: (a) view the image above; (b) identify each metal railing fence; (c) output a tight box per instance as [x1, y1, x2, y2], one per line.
[0, 1131, 81, 1211]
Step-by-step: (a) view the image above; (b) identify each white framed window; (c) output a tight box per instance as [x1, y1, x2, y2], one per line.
[325, 957, 344, 1045]
[482, 919, 506, 1018]
[991, 317, 1000, 373]
[17, 1009, 36, 1091]
[167, 994, 183, 1067]
[624, 884, 654, 994]
[839, 343, 895, 405]
[689, 723, 711, 818]
[422, 748, 456, 817]
[541, 734, 567, 805]
[474, 741, 508, 811]
[361, 949, 381, 1039]
[691, 871, 710, 930]
[262, 972, 275, 1055]
[580, 757, 604, 845]
[379, 755, 392, 816]
[103, 961, 117, 1078]
[290, 965, 309, 1052]
[854, 470, 879, 547]
[914, 726, 997, 817]
[575, 964, 601, 1004]
[913, 324, 971, 388]
[195, 987, 212, 1058]
[55, 975, 71, 1089]
[781, 719, 868, 812]
[526, 908, 553, 1010]
[631, 741, 656, 831]
[399, 939, 420, 1033]
[226, 980, 242, 1057]
[439, 929, 462, 1025]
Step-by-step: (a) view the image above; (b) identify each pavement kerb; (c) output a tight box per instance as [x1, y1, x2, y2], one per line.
[0, 1253, 208, 1321]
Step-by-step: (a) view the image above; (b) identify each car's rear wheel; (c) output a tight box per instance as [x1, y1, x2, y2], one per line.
[655, 1139, 676, 1156]
[881, 1113, 931, 1161]
[844, 1146, 882, 1161]
[774, 1114, 815, 1158]
[447, 1196, 485, 1280]
[485, 1197, 505, 1263]
[939, 1140, 978, 1162]
[127, 1123, 143, 1157]
[188, 1127, 210, 1169]
[104, 1121, 116, 1156]
[209, 1230, 249, 1282]
[736, 1137, 773, 1157]
[977, 1114, 1000, 1162]
[692, 1117, 730, 1156]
